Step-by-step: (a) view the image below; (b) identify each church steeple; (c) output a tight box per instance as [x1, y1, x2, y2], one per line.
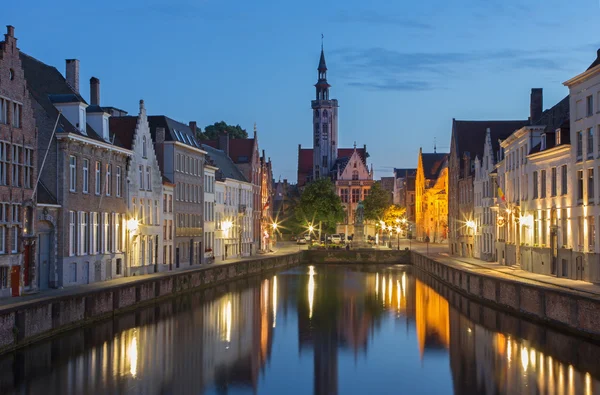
[315, 37, 330, 101]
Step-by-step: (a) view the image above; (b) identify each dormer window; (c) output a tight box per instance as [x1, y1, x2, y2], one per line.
[79, 108, 86, 133]
[541, 134, 546, 151]
[556, 130, 561, 145]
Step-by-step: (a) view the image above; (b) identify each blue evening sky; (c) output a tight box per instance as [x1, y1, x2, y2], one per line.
[4, 0, 600, 181]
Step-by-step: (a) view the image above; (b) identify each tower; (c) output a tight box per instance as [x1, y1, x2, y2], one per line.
[311, 41, 339, 181]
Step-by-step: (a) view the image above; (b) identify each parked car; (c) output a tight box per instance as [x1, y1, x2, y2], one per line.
[297, 238, 307, 245]
[331, 234, 342, 244]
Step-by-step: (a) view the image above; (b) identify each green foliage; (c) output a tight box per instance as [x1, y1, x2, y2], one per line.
[363, 182, 391, 221]
[383, 205, 407, 226]
[295, 178, 344, 234]
[202, 121, 248, 140]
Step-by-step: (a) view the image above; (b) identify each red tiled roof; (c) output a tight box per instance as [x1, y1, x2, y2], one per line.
[109, 116, 139, 150]
[203, 138, 255, 163]
[297, 147, 366, 185]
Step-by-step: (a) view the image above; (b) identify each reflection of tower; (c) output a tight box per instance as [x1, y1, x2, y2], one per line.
[415, 280, 450, 359]
[313, 327, 339, 395]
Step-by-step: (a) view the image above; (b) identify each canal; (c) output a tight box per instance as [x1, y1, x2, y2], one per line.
[1, 264, 599, 394]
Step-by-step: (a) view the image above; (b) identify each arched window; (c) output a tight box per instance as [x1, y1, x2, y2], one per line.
[142, 136, 147, 158]
[352, 170, 359, 180]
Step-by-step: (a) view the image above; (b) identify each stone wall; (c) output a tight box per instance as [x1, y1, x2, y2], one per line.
[303, 249, 410, 264]
[412, 251, 600, 339]
[0, 252, 300, 355]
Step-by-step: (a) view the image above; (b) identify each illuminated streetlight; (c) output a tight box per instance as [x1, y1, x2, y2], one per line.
[308, 225, 314, 233]
[272, 223, 278, 230]
[127, 218, 139, 232]
[466, 220, 476, 230]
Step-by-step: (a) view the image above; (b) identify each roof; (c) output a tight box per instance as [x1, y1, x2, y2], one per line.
[298, 147, 366, 175]
[587, 49, 600, 71]
[318, 48, 327, 71]
[532, 95, 570, 134]
[202, 144, 248, 183]
[147, 116, 203, 150]
[37, 181, 58, 205]
[452, 119, 529, 166]
[421, 153, 449, 180]
[20, 52, 126, 148]
[394, 168, 417, 179]
[202, 138, 256, 164]
[109, 116, 138, 150]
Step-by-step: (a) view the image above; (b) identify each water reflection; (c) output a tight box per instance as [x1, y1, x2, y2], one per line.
[0, 266, 599, 395]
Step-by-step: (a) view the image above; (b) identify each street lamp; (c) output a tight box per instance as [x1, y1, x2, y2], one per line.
[308, 225, 314, 244]
[271, 222, 278, 249]
[396, 226, 401, 250]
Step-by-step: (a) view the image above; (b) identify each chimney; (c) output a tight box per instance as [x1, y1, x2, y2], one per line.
[530, 88, 543, 125]
[6, 25, 14, 37]
[90, 77, 100, 105]
[218, 132, 230, 156]
[156, 127, 166, 144]
[189, 121, 197, 137]
[66, 59, 80, 93]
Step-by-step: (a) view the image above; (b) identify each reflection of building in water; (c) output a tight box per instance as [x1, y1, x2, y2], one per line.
[1, 277, 277, 394]
[297, 267, 413, 395]
[415, 280, 450, 358]
[449, 302, 600, 395]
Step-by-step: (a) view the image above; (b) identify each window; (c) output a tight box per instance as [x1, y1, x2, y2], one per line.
[0, 98, 6, 124]
[578, 170, 584, 202]
[351, 189, 360, 203]
[589, 216, 596, 250]
[116, 166, 121, 197]
[142, 135, 147, 158]
[533, 171, 538, 199]
[11, 226, 18, 253]
[551, 167, 557, 197]
[82, 159, 89, 193]
[540, 170, 546, 198]
[24, 148, 33, 189]
[11, 145, 21, 188]
[561, 165, 568, 195]
[579, 216, 584, 248]
[12, 102, 21, 128]
[589, 168, 595, 203]
[116, 214, 122, 252]
[69, 211, 76, 256]
[82, 212, 89, 255]
[352, 170, 359, 180]
[587, 95, 594, 117]
[155, 200, 159, 225]
[146, 166, 151, 191]
[103, 213, 109, 253]
[589, 128, 595, 157]
[168, 195, 172, 212]
[105, 164, 111, 196]
[577, 131, 583, 159]
[0, 267, 7, 289]
[93, 212, 100, 254]
[69, 156, 76, 192]
[139, 165, 144, 190]
[95, 162, 101, 195]
[561, 209, 568, 247]
[163, 194, 167, 212]
[0, 143, 7, 186]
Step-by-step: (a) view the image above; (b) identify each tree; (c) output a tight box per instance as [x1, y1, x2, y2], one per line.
[294, 178, 344, 234]
[202, 121, 248, 140]
[363, 182, 391, 221]
[383, 205, 407, 226]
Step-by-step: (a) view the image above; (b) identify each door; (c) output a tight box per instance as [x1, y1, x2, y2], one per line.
[189, 239, 194, 266]
[575, 256, 584, 280]
[38, 232, 51, 290]
[551, 233, 558, 275]
[11, 266, 20, 297]
[176, 247, 180, 268]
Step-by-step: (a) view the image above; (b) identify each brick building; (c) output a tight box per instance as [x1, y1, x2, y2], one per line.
[0, 26, 38, 297]
[393, 168, 416, 223]
[22, 53, 131, 288]
[149, 116, 205, 267]
[415, 149, 449, 242]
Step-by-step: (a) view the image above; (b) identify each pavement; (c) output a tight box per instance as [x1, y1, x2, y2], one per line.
[0, 243, 305, 311]
[406, 240, 600, 300]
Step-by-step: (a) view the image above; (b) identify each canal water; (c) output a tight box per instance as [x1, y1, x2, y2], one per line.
[1, 265, 599, 395]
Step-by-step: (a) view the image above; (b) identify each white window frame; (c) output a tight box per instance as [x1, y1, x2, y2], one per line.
[116, 166, 122, 197]
[105, 164, 112, 196]
[82, 159, 89, 193]
[95, 161, 101, 195]
[69, 156, 77, 192]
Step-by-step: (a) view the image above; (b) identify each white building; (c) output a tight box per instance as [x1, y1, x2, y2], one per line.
[203, 165, 217, 263]
[563, 51, 600, 282]
[473, 129, 499, 261]
[111, 100, 164, 275]
[203, 145, 253, 261]
[162, 179, 174, 270]
[495, 93, 570, 274]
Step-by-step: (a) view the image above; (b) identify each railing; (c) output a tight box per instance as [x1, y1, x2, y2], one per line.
[175, 227, 203, 237]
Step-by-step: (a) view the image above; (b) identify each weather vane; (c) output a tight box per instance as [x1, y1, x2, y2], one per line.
[321, 33, 324, 49]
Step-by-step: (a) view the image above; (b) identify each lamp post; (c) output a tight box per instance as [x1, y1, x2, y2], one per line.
[308, 225, 314, 244]
[126, 218, 139, 277]
[396, 226, 401, 250]
[272, 222, 278, 250]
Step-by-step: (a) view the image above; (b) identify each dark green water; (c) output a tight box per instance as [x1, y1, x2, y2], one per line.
[1, 264, 599, 395]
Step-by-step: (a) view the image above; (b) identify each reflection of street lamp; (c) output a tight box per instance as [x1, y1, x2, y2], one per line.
[126, 218, 139, 277]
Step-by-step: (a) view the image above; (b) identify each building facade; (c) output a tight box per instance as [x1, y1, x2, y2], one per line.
[111, 100, 164, 275]
[380, 176, 395, 203]
[260, 150, 273, 248]
[335, 146, 374, 236]
[162, 178, 174, 270]
[149, 116, 205, 267]
[415, 150, 449, 242]
[203, 164, 217, 263]
[0, 26, 37, 297]
[393, 168, 417, 223]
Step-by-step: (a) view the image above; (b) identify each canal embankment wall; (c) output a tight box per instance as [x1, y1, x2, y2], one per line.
[412, 251, 600, 340]
[0, 252, 301, 355]
[303, 249, 410, 264]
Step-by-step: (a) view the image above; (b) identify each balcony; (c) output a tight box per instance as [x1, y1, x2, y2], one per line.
[176, 227, 203, 237]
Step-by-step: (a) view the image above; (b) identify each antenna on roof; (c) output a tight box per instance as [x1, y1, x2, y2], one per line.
[434, 137, 437, 153]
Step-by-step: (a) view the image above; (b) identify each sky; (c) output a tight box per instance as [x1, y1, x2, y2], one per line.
[4, 0, 600, 182]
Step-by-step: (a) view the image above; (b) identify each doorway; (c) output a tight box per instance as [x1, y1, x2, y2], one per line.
[38, 232, 51, 290]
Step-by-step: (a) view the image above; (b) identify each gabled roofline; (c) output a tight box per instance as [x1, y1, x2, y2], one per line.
[564, 63, 600, 87]
[56, 132, 133, 156]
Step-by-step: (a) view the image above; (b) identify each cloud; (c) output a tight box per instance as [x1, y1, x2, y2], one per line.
[332, 46, 564, 91]
[333, 10, 433, 30]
